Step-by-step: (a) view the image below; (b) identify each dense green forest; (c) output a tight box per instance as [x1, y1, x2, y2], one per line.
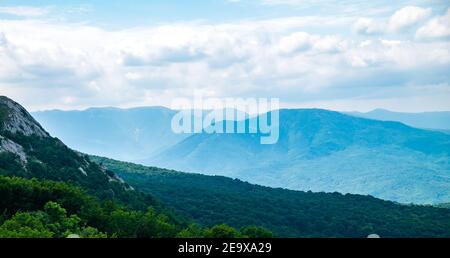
[92, 156, 450, 238]
[0, 176, 271, 238]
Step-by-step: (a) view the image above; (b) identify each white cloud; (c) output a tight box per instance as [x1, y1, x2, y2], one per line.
[278, 32, 314, 54]
[353, 18, 384, 35]
[353, 6, 432, 35]
[387, 6, 431, 32]
[0, 14, 449, 111]
[0, 6, 50, 17]
[416, 9, 450, 39]
[278, 32, 348, 55]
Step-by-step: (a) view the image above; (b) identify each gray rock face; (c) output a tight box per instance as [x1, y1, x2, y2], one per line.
[0, 96, 48, 137]
[0, 135, 27, 163]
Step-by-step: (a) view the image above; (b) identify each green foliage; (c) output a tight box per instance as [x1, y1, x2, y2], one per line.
[240, 226, 273, 238]
[0, 202, 106, 238]
[204, 224, 240, 238]
[0, 152, 26, 177]
[0, 212, 53, 238]
[176, 224, 206, 238]
[0, 175, 105, 222]
[107, 208, 178, 238]
[0, 103, 8, 129]
[177, 224, 269, 238]
[0, 176, 254, 238]
[0, 176, 174, 237]
[94, 156, 450, 238]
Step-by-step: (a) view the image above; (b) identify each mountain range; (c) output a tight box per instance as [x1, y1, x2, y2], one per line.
[148, 109, 450, 204]
[32, 106, 450, 204]
[32, 107, 187, 161]
[348, 109, 450, 132]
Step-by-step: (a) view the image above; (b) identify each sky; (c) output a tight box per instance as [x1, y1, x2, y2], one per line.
[0, 0, 449, 112]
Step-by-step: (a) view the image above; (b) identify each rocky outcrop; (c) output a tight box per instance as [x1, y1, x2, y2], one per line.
[0, 96, 49, 137]
[0, 135, 27, 163]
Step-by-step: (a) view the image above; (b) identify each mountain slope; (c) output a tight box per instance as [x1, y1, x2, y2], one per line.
[148, 109, 450, 204]
[0, 96, 157, 208]
[93, 156, 450, 238]
[348, 109, 450, 131]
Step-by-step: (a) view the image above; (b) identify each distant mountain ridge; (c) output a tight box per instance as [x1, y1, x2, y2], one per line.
[347, 109, 450, 131]
[31, 105, 450, 204]
[32, 107, 249, 161]
[32, 106, 188, 161]
[148, 109, 450, 204]
[33, 107, 450, 162]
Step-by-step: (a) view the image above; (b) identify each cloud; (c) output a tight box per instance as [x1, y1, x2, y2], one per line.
[122, 46, 207, 66]
[0, 11, 449, 111]
[0, 6, 50, 17]
[387, 6, 431, 32]
[278, 32, 347, 54]
[416, 8, 450, 39]
[278, 32, 313, 54]
[353, 6, 433, 35]
[353, 18, 384, 35]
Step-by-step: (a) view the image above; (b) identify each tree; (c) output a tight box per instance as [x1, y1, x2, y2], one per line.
[177, 224, 206, 238]
[137, 209, 177, 238]
[0, 201, 106, 238]
[0, 212, 53, 238]
[205, 224, 240, 238]
[240, 226, 273, 238]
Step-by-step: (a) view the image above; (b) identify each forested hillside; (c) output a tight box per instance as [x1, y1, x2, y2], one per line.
[93, 156, 450, 238]
[0, 176, 269, 238]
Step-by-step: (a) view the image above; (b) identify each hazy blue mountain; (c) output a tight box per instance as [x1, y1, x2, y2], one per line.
[32, 107, 190, 161]
[348, 109, 450, 130]
[32, 107, 249, 162]
[32, 106, 450, 204]
[148, 109, 450, 204]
